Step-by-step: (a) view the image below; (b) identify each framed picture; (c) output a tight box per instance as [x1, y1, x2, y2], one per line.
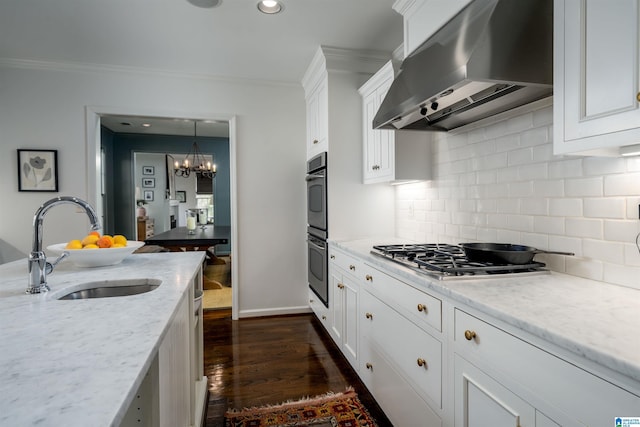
[142, 166, 155, 175]
[142, 178, 155, 188]
[143, 190, 154, 202]
[17, 149, 59, 192]
[176, 190, 187, 203]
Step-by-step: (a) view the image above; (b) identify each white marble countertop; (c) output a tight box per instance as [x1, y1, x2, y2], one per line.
[331, 238, 640, 388]
[0, 251, 204, 427]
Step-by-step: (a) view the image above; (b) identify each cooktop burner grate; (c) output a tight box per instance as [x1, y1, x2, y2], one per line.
[371, 243, 547, 280]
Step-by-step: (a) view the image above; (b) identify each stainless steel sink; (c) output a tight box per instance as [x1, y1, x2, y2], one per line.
[58, 279, 161, 300]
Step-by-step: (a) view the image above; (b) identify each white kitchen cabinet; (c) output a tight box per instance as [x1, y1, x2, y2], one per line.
[454, 308, 639, 427]
[358, 61, 432, 184]
[358, 264, 443, 425]
[308, 288, 330, 328]
[393, 0, 472, 58]
[328, 247, 361, 370]
[454, 355, 535, 427]
[305, 75, 328, 159]
[554, 0, 640, 155]
[120, 270, 206, 427]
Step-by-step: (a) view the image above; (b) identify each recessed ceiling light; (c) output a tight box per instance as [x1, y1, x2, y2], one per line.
[257, 0, 283, 14]
[187, 0, 222, 8]
[141, 123, 151, 127]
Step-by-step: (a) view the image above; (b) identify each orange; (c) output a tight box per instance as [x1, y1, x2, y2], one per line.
[65, 239, 82, 250]
[81, 234, 100, 247]
[96, 235, 114, 248]
[89, 231, 101, 237]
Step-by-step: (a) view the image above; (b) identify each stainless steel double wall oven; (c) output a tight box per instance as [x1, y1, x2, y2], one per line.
[306, 152, 328, 307]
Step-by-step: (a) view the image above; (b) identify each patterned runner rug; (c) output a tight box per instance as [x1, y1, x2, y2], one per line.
[224, 388, 378, 427]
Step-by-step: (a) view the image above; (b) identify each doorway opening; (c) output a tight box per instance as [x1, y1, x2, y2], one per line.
[85, 107, 238, 319]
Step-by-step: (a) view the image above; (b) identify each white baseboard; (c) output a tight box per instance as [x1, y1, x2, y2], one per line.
[238, 305, 312, 318]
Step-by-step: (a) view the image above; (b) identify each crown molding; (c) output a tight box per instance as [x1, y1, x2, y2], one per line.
[0, 57, 300, 88]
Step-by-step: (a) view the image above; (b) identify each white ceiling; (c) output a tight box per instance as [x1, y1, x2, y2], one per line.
[101, 115, 230, 137]
[0, 0, 402, 84]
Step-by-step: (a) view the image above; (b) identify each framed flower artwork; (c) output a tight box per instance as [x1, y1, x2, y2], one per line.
[17, 149, 59, 192]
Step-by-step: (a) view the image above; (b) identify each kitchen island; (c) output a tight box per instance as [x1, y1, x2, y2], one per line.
[0, 251, 206, 427]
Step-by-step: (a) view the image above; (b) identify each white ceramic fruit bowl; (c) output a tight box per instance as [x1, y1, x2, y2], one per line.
[47, 241, 145, 268]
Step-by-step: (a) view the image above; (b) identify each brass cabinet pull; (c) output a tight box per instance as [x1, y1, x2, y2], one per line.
[366, 363, 373, 370]
[310, 299, 314, 304]
[637, 92, 640, 102]
[321, 315, 326, 320]
[330, 255, 335, 260]
[365, 312, 373, 319]
[464, 330, 477, 341]
[417, 358, 427, 368]
[349, 265, 356, 271]
[365, 274, 373, 281]
[417, 304, 427, 313]
[337, 283, 344, 290]
[313, 139, 319, 144]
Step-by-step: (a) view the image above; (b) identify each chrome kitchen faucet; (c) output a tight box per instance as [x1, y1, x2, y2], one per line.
[27, 196, 101, 294]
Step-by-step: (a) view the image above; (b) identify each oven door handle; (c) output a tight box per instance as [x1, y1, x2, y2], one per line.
[307, 238, 326, 250]
[305, 174, 324, 182]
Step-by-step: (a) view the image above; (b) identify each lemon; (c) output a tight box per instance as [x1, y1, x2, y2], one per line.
[81, 234, 100, 247]
[113, 235, 127, 246]
[112, 243, 125, 248]
[65, 239, 82, 250]
[83, 244, 99, 249]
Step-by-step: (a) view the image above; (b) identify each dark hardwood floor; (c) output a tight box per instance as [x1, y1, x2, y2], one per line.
[202, 309, 392, 427]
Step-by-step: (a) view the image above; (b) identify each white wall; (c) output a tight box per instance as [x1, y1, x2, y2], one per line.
[0, 61, 307, 317]
[395, 104, 640, 290]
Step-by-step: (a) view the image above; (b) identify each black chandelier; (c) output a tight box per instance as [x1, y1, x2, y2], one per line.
[174, 121, 216, 179]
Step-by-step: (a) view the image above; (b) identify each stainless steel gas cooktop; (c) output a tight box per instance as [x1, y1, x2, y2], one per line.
[371, 243, 549, 280]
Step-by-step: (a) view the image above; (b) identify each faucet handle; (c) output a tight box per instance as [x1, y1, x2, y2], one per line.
[45, 252, 69, 275]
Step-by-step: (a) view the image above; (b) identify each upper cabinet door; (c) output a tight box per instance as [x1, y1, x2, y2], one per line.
[360, 63, 395, 184]
[554, 0, 640, 155]
[306, 76, 328, 159]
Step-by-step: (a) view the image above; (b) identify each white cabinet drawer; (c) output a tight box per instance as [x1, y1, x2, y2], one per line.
[308, 289, 329, 328]
[454, 309, 640, 426]
[360, 338, 442, 427]
[329, 248, 362, 276]
[362, 290, 442, 408]
[363, 264, 441, 332]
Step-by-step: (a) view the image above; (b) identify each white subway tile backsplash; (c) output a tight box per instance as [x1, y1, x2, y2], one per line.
[565, 257, 603, 281]
[549, 198, 583, 217]
[604, 173, 640, 196]
[583, 198, 626, 219]
[532, 144, 554, 163]
[521, 198, 548, 216]
[517, 163, 548, 181]
[533, 216, 565, 235]
[566, 218, 603, 239]
[604, 263, 640, 290]
[624, 243, 640, 266]
[583, 156, 626, 176]
[548, 159, 583, 179]
[565, 177, 603, 197]
[532, 179, 565, 197]
[506, 111, 534, 134]
[507, 147, 533, 166]
[394, 105, 640, 287]
[520, 126, 548, 147]
[583, 239, 624, 264]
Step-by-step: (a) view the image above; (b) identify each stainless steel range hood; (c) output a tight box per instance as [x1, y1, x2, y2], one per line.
[373, 0, 553, 132]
